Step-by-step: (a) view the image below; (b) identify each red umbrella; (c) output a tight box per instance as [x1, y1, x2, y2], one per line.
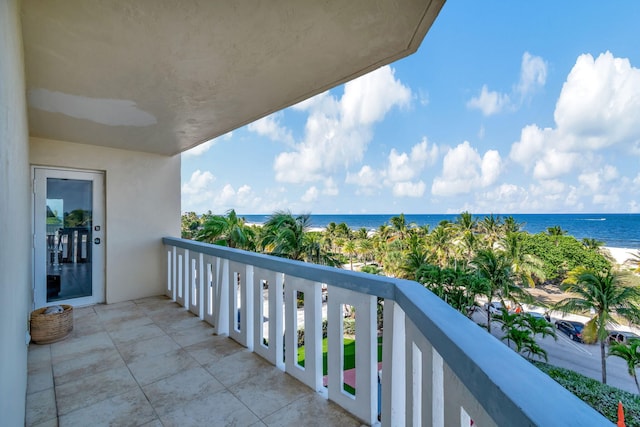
[617, 401, 625, 427]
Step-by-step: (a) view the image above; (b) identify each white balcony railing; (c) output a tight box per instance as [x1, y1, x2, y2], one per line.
[163, 237, 608, 426]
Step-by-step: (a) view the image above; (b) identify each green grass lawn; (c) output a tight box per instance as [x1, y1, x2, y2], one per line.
[297, 336, 383, 394]
[297, 336, 383, 373]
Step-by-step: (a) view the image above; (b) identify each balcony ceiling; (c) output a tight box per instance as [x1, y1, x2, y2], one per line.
[21, 0, 445, 156]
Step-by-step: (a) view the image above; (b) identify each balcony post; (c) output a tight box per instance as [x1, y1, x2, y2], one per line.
[381, 300, 406, 426]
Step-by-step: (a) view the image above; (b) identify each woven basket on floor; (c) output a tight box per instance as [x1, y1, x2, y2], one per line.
[30, 304, 73, 344]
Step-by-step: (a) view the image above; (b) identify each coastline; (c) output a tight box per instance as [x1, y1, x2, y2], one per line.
[603, 246, 638, 266]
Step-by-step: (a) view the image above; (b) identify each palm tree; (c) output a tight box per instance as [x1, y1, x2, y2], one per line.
[260, 210, 311, 261]
[343, 239, 357, 270]
[608, 338, 640, 393]
[500, 232, 545, 287]
[429, 223, 455, 267]
[470, 249, 528, 333]
[455, 211, 477, 233]
[479, 214, 503, 248]
[546, 225, 567, 236]
[357, 238, 374, 266]
[181, 211, 201, 239]
[581, 237, 604, 251]
[555, 268, 640, 384]
[197, 209, 255, 249]
[502, 216, 523, 234]
[629, 250, 640, 273]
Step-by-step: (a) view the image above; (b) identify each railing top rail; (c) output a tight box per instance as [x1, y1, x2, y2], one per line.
[163, 236, 610, 426]
[163, 236, 396, 299]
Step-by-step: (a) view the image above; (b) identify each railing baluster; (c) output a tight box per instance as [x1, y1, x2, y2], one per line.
[183, 249, 190, 310]
[198, 253, 204, 319]
[166, 250, 172, 297]
[163, 239, 611, 427]
[252, 268, 284, 368]
[381, 300, 406, 427]
[284, 276, 322, 393]
[326, 285, 377, 425]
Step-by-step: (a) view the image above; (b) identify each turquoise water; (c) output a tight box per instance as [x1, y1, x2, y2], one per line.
[241, 213, 640, 249]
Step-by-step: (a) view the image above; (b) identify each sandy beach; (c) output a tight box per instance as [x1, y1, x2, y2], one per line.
[603, 246, 639, 266]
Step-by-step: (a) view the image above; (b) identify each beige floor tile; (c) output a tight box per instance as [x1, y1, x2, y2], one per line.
[28, 344, 52, 366]
[28, 295, 364, 427]
[159, 312, 203, 332]
[58, 388, 156, 427]
[127, 348, 198, 386]
[262, 393, 363, 426]
[117, 333, 179, 363]
[183, 334, 244, 365]
[50, 331, 115, 363]
[68, 310, 105, 337]
[134, 295, 175, 310]
[26, 387, 57, 426]
[52, 347, 126, 386]
[229, 368, 313, 418]
[109, 322, 165, 346]
[150, 309, 200, 330]
[166, 322, 215, 347]
[142, 366, 224, 416]
[139, 419, 163, 427]
[159, 389, 259, 427]
[30, 417, 59, 427]
[204, 349, 272, 387]
[27, 361, 54, 394]
[55, 365, 139, 415]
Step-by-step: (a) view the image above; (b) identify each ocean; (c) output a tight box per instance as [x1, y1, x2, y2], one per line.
[241, 213, 640, 249]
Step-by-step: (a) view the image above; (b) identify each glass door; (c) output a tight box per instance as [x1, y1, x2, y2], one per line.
[33, 168, 104, 307]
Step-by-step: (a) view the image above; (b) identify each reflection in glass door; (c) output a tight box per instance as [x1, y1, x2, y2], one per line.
[46, 178, 93, 301]
[34, 168, 104, 307]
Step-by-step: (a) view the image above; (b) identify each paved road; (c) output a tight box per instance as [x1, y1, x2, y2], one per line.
[474, 309, 638, 394]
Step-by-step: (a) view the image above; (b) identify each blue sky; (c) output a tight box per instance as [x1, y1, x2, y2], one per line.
[182, 2, 640, 215]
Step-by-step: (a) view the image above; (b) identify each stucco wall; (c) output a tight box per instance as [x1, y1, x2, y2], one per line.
[30, 137, 181, 303]
[0, 0, 30, 424]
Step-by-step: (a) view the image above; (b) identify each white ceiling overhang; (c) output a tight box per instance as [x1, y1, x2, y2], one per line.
[21, 0, 445, 155]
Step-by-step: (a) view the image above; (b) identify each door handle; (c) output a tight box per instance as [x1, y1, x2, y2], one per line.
[94, 238, 101, 245]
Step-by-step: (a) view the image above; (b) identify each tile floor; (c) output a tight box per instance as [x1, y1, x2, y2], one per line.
[26, 296, 363, 426]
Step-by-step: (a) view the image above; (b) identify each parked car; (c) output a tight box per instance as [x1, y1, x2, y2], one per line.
[524, 311, 548, 322]
[483, 301, 504, 316]
[608, 330, 640, 344]
[555, 320, 585, 342]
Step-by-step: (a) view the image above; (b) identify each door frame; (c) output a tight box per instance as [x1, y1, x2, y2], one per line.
[32, 166, 105, 308]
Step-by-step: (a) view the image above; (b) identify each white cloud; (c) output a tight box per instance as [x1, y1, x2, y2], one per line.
[516, 52, 548, 98]
[301, 186, 319, 202]
[532, 149, 578, 180]
[343, 138, 437, 198]
[555, 52, 640, 151]
[466, 85, 510, 116]
[578, 165, 619, 192]
[247, 113, 294, 146]
[345, 165, 380, 188]
[468, 52, 547, 116]
[510, 51, 640, 206]
[322, 178, 339, 196]
[432, 141, 502, 196]
[481, 150, 502, 186]
[392, 181, 426, 197]
[181, 170, 216, 211]
[274, 65, 411, 183]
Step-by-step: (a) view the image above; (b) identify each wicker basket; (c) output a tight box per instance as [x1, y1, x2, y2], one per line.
[30, 304, 73, 344]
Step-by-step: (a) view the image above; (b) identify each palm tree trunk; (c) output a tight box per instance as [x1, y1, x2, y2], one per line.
[600, 340, 607, 384]
[487, 309, 492, 334]
[634, 372, 640, 394]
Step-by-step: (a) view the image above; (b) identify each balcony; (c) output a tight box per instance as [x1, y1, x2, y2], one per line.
[27, 238, 609, 426]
